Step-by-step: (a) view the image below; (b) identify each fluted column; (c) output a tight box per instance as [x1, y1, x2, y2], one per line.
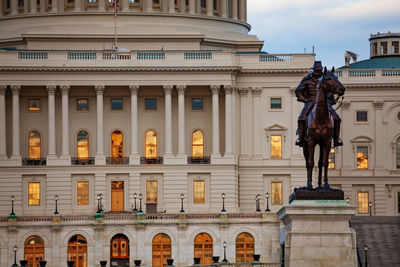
[95, 85, 106, 165]
[74, 0, 82, 11]
[206, 0, 212, 15]
[177, 85, 186, 156]
[129, 85, 140, 164]
[144, 0, 152, 12]
[61, 86, 70, 162]
[122, 0, 129, 11]
[224, 86, 233, 157]
[239, 87, 250, 158]
[47, 85, 57, 161]
[24, 0, 29, 13]
[30, 0, 37, 13]
[232, 0, 238, 20]
[168, 0, 175, 12]
[238, 0, 245, 21]
[11, 0, 18, 15]
[10, 86, 21, 163]
[98, 0, 106, 11]
[252, 88, 262, 158]
[52, 0, 59, 13]
[211, 85, 220, 157]
[188, 0, 195, 14]
[40, 0, 46, 12]
[220, 0, 227, 18]
[374, 101, 384, 174]
[164, 85, 173, 156]
[58, 0, 64, 12]
[0, 86, 7, 159]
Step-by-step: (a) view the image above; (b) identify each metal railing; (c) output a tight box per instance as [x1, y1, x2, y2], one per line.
[140, 157, 163, 164]
[22, 158, 46, 166]
[137, 52, 165, 60]
[106, 157, 129, 165]
[185, 52, 212, 60]
[18, 52, 48, 59]
[188, 156, 211, 164]
[68, 52, 97, 60]
[71, 157, 95, 165]
[259, 54, 292, 63]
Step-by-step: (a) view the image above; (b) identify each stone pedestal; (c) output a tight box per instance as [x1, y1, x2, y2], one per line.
[278, 200, 357, 267]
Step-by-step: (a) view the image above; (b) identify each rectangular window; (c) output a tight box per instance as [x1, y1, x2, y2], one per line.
[28, 99, 41, 111]
[111, 98, 123, 110]
[271, 135, 282, 159]
[356, 111, 368, 122]
[145, 98, 157, 110]
[357, 192, 369, 214]
[146, 180, 158, 203]
[271, 182, 283, 205]
[193, 180, 205, 204]
[76, 98, 89, 111]
[192, 98, 204, 110]
[77, 181, 89, 206]
[28, 182, 40, 206]
[392, 41, 399, 54]
[270, 98, 282, 109]
[381, 42, 387, 55]
[200, 0, 205, 7]
[357, 146, 368, 169]
[328, 147, 335, 169]
[372, 43, 377, 56]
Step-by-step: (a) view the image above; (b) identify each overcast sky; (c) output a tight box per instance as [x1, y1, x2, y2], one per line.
[247, 0, 400, 68]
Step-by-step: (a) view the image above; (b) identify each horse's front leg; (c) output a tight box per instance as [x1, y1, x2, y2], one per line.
[323, 139, 331, 189]
[307, 140, 316, 189]
[318, 144, 323, 188]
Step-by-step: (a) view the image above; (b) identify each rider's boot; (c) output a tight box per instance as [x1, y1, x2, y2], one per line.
[333, 120, 343, 147]
[295, 120, 305, 147]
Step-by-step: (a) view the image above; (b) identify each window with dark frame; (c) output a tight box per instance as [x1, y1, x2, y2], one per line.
[357, 146, 368, 169]
[28, 99, 41, 111]
[372, 43, 378, 56]
[192, 98, 204, 110]
[357, 192, 369, 214]
[77, 181, 89, 206]
[381, 42, 387, 55]
[356, 111, 368, 122]
[145, 98, 157, 110]
[76, 98, 89, 111]
[270, 98, 282, 109]
[392, 41, 399, 54]
[111, 98, 123, 110]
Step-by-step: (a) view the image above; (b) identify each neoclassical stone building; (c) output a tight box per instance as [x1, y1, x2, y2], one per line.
[0, 0, 399, 266]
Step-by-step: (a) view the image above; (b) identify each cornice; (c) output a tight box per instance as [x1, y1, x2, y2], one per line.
[239, 69, 311, 75]
[342, 83, 400, 89]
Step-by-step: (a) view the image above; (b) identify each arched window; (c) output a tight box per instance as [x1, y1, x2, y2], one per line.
[194, 233, 213, 265]
[68, 235, 87, 267]
[236, 232, 254, 262]
[111, 234, 129, 266]
[396, 137, 400, 169]
[152, 233, 171, 267]
[24, 236, 44, 267]
[28, 131, 41, 159]
[111, 130, 124, 158]
[145, 130, 157, 159]
[192, 130, 204, 158]
[77, 131, 89, 159]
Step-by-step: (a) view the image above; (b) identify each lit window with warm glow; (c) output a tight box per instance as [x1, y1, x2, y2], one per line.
[328, 147, 335, 169]
[192, 130, 204, 158]
[68, 235, 87, 267]
[146, 180, 158, 203]
[111, 130, 124, 158]
[77, 131, 89, 159]
[28, 131, 41, 159]
[77, 181, 89, 206]
[145, 130, 157, 159]
[271, 135, 282, 159]
[357, 192, 369, 214]
[357, 146, 368, 169]
[271, 182, 283, 205]
[28, 182, 40, 206]
[193, 180, 205, 204]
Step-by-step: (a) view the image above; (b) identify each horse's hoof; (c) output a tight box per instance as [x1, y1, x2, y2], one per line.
[324, 183, 331, 189]
[307, 183, 313, 190]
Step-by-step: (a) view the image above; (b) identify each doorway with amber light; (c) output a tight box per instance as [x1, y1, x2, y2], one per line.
[111, 181, 124, 212]
[110, 234, 130, 267]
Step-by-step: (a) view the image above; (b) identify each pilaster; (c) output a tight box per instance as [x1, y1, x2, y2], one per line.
[46, 85, 58, 164]
[176, 85, 188, 164]
[0, 85, 7, 160]
[239, 87, 250, 159]
[10, 85, 22, 165]
[59, 85, 71, 165]
[210, 85, 221, 162]
[163, 85, 174, 163]
[129, 85, 140, 165]
[373, 100, 385, 174]
[95, 85, 106, 165]
[252, 87, 262, 160]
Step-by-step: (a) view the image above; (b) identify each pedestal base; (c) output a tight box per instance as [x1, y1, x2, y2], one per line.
[278, 200, 357, 267]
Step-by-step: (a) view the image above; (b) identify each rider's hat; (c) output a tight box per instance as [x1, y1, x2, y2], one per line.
[312, 61, 323, 70]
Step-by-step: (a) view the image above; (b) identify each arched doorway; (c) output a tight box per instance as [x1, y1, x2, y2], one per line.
[235, 232, 254, 262]
[194, 233, 213, 265]
[67, 234, 87, 267]
[152, 233, 171, 267]
[110, 234, 129, 267]
[24, 235, 44, 267]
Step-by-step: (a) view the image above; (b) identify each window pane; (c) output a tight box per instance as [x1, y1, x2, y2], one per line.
[271, 135, 282, 159]
[28, 99, 41, 111]
[357, 192, 369, 214]
[271, 182, 283, 205]
[146, 181, 158, 203]
[192, 130, 204, 158]
[356, 111, 368, 122]
[270, 98, 282, 109]
[192, 98, 204, 110]
[193, 180, 205, 204]
[28, 131, 41, 159]
[111, 98, 123, 110]
[145, 130, 157, 158]
[111, 131, 124, 158]
[77, 98, 89, 111]
[77, 181, 89, 206]
[381, 42, 387, 54]
[28, 182, 40, 206]
[145, 98, 157, 110]
[77, 131, 89, 159]
[328, 147, 335, 169]
[357, 146, 368, 169]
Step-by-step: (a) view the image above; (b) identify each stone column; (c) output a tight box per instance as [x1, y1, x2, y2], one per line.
[188, 0, 195, 14]
[231, 0, 238, 20]
[40, 0, 46, 12]
[177, 85, 186, 158]
[144, 0, 152, 12]
[211, 85, 221, 158]
[60, 86, 71, 163]
[74, 0, 81, 11]
[239, 87, 250, 158]
[206, 0, 212, 15]
[224, 86, 233, 157]
[168, 0, 175, 12]
[95, 85, 106, 165]
[24, 0, 29, 13]
[374, 100, 384, 174]
[11, 0, 18, 14]
[10, 86, 21, 162]
[220, 0, 227, 18]
[47, 85, 57, 162]
[30, 0, 37, 13]
[58, 0, 64, 12]
[252, 88, 262, 158]
[164, 85, 173, 157]
[98, 0, 106, 11]
[129, 85, 140, 165]
[238, 0, 245, 21]
[52, 0, 59, 13]
[122, 0, 129, 11]
[0, 86, 6, 159]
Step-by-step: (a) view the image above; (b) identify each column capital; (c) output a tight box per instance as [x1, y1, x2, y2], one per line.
[46, 85, 57, 95]
[177, 85, 186, 95]
[60, 85, 70, 95]
[210, 85, 220, 95]
[0, 85, 6, 95]
[163, 85, 173, 95]
[252, 87, 262, 96]
[224, 85, 233, 95]
[373, 100, 384, 110]
[238, 87, 250, 96]
[11, 85, 21, 95]
[342, 101, 350, 110]
[95, 85, 105, 95]
[129, 85, 139, 95]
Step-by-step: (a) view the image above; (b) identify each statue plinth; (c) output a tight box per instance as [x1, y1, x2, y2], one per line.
[289, 187, 344, 203]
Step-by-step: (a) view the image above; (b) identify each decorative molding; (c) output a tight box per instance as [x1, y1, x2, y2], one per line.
[0, 85, 6, 95]
[210, 85, 220, 95]
[46, 85, 57, 95]
[342, 101, 350, 110]
[224, 85, 233, 95]
[289, 87, 296, 96]
[10, 85, 21, 95]
[60, 85, 70, 95]
[350, 135, 373, 153]
[177, 85, 186, 95]
[265, 124, 288, 142]
[252, 87, 262, 96]
[163, 85, 173, 94]
[373, 100, 384, 110]
[238, 87, 249, 96]
[95, 85, 105, 95]
[129, 85, 139, 95]
[240, 69, 311, 75]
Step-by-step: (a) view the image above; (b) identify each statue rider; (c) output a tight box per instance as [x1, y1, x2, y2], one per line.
[295, 61, 343, 147]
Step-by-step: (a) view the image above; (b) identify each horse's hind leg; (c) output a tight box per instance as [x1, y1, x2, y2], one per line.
[318, 145, 323, 188]
[323, 140, 331, 189]
[307, 140, 315, 189]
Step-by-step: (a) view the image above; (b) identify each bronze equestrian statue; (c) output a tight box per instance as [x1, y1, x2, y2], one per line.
[296, 64, 345, 189]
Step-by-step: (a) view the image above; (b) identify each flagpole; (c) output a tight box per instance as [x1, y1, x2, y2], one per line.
[114, 0, 118, 51]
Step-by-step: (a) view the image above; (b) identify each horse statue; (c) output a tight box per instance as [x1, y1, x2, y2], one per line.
[303, 67, 345, 189]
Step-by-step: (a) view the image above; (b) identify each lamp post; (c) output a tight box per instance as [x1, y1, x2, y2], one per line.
[54, 195, 59, 215]
[180, 193, 184, 213]
[364, 244, 369, 267]
[133, 193, 138, 213]
[255, 194, 261, 212]
[222, 241, 228, 263]
[10, 195, 15, 216]
[221, 193, 226, 212]
[368, 201, 372, 216]
[138, 193, 143, 213]
[12, 245, 18, 267]
[96, 193, 103, 214]
[265, 192, 270, 212]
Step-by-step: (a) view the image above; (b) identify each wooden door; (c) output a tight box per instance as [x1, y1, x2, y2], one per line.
[110, 234, 129, 267]
[152, 234, 171, 267]
[194, 233, 213, 265]
[111, 181, 124, 211]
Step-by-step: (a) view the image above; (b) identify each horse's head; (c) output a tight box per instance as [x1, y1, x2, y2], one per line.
[319, 67, 346, 96]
